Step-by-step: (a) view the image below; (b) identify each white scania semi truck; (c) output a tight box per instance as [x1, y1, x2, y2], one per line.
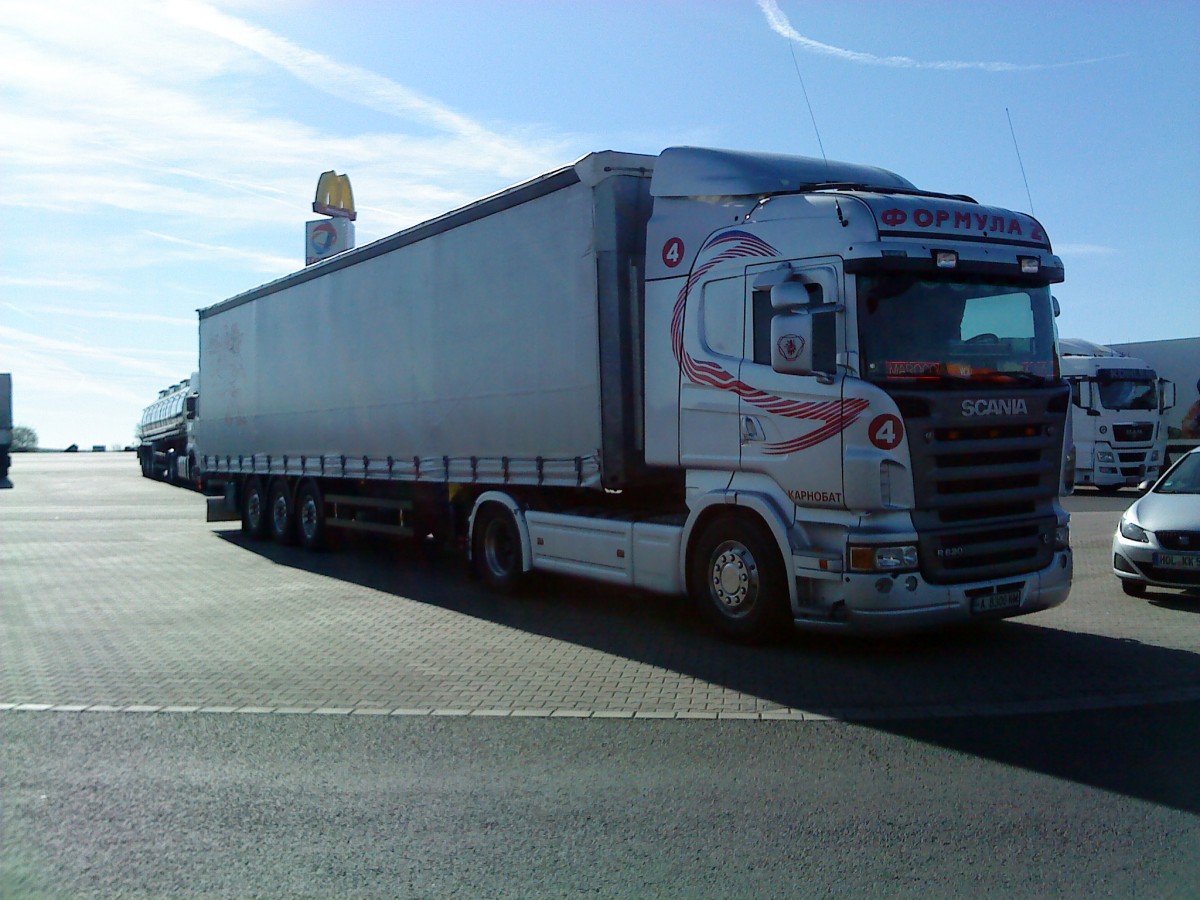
[197, 147, 1073, 639]
[1059, 339, 1175, 490]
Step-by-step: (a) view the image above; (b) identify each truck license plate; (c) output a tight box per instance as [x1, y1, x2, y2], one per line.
[1154, 553, 1200, 570]
[971, 589, 1022, 615]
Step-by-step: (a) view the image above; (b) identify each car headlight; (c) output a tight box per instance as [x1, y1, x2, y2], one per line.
[1119, 517, 1149, 543]
[849, 544, 918, 573]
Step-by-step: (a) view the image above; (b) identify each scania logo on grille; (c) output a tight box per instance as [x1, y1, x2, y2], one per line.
[961, 398, 1028, 417]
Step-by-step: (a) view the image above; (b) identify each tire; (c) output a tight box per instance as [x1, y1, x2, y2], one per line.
[295, 480, 326, 552]
[1120, 579, 1147, 598]
[268, 479, 295, 545]
[690, 515, 789, 643]
[241, 476, 268, 540]
[472, 503, 524, 593]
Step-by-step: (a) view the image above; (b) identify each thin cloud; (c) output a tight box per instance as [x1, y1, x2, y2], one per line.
[29, 305, 196, 327]
[757, 0, 1121, 71]
[161, 0, 564, 177]
[143, 231, 297, 274]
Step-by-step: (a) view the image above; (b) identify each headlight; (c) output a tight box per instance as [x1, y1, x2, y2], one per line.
[1055, 525, 1071, 550]
[1119, 517, 1149, 543]
[849, 544, 918, 573]
[1097, 451, 1115, 463]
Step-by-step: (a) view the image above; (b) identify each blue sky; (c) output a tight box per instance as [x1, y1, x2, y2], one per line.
[2, 0, 1197, 450]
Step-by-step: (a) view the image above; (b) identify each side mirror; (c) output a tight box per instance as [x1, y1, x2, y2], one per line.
[771, 312, 815, 375]
[770, 266, 840, 310]
[185, 393, 198, 420]
[1052, 295, 1061, 318]
[1160, 379, 1176, 412]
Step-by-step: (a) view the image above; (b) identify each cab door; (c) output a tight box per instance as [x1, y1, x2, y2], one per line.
[677, 274, 746, 478]
[735, 260, 856, 512]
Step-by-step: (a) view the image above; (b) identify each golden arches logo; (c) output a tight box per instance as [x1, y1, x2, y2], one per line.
[313, 171, 356, 220]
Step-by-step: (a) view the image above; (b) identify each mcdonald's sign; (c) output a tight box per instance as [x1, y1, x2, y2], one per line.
[312, 170, 356, 220]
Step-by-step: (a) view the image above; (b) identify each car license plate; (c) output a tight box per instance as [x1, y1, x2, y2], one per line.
[1154, 553, 1200, 570]
[971, 589, 1022, 614]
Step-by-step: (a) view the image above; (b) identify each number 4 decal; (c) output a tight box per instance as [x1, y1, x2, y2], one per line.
[869, 414, 904, 451]
[662, 237, 685, 268]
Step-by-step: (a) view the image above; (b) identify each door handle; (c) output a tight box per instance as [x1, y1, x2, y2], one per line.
[741, 416, 765, 444]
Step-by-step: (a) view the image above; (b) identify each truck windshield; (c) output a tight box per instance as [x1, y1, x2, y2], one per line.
[857, 274, 1057, 384]
[1095, 370, 1157, 411]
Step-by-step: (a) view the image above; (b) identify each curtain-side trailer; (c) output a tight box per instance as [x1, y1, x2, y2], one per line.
[198, 147, 1073, 639]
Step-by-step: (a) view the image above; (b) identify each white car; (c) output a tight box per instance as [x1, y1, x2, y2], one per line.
[1112, 447, 1200, 598]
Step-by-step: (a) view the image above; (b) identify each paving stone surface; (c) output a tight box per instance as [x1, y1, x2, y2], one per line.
[3, 454, 1198, 721]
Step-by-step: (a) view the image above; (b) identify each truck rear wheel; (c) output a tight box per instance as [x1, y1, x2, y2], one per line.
[268, 479, 295, 545]
[296, 480, 326, 551]
[241, 477, 268, 540]
[472, 503, 524, 593]
[690, 515, 789, 643]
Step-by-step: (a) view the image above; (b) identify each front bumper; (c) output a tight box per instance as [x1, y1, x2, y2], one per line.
[792, 549, 1073, 635]
[1112, 536, 1200, 591]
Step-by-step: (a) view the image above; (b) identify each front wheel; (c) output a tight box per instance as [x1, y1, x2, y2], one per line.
[690, 515, 790, 643]
[472, 503, 524, 593]
[1120, 579, 1147, 598]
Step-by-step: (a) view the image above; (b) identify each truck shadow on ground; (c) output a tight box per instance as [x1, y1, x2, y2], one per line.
[222, 531, 1200, 815]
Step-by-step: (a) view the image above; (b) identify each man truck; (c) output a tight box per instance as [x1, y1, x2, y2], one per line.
[1110, 337, 1200, 465]
[197, 146, 1073, 639]
[1059, 338, 1174, 490]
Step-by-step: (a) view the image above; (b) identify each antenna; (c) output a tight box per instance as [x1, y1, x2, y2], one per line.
[788, 42, 830, 177]
[1006, 107, 1036, 214]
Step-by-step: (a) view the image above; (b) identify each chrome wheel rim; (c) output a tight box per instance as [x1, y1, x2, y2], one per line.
[709, 540, 759, 615]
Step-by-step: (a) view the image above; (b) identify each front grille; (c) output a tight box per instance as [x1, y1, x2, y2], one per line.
[920, 521, 1055, 582]
[1114, 423, 1153, 442]
[893, 384, 1069, 585]
[1118, 451, 1148, 463]
[1159, 531, 1200, 551]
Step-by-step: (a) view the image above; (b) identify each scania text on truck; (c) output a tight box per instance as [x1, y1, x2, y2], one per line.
[136, 375, 199, 486]
[197, 147, 1073, 639]
[1059, 338, 1174, 490]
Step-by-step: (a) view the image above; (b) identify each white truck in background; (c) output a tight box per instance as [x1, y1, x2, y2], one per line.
[136, 374, 199, 487]
[1059, 339, 1175, 490]
[197, 146, 1073, 639]
[1109, 337, 1200, 465]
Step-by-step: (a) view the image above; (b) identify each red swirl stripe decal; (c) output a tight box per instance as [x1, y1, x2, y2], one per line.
[670, 231, 869, 455]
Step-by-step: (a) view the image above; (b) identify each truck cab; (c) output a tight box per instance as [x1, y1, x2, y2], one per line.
[1060, 339, 1174, 490]
[643, 148, 1072, 633]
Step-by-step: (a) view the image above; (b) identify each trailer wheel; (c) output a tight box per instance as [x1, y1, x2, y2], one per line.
[690, 515, 789, 643]
[472, 503, 524, 593]
[296, 480, 326, 551]
[268, 479, 295, 545]
[241, 477, 268, 540]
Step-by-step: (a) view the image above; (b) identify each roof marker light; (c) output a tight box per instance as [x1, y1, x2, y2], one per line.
[1019, 256, 1041, 274]
[935, 250, 958, 269]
